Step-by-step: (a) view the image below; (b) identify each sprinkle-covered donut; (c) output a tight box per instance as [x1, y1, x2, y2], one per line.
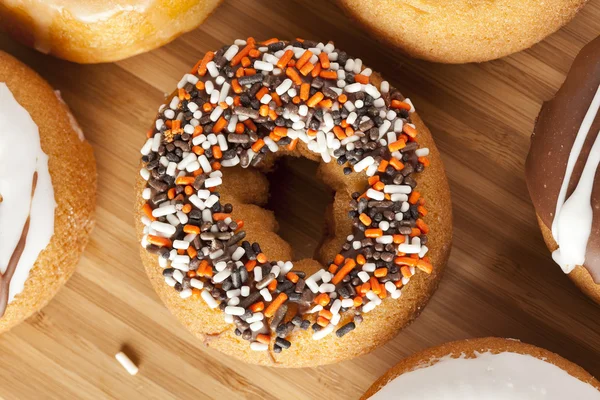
[136, 37, 452, 366]
[526, 36, 600, 304]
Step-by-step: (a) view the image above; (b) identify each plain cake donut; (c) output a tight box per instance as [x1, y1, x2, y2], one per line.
[0, 0, 222, 63]
[0, 50, 96, 333]
[136, 37, 452, 366]
[362, 337, 600, 399]
[337, 0, 588, 64]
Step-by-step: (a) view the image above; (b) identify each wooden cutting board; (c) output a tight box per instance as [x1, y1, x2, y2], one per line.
[1, 0, 600, 398]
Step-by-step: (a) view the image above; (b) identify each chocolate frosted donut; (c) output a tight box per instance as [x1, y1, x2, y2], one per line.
[525, 36, 600, 303]
[136, 38, 452, 366]
[0, 51, 96, 332]
[362, 338, 600, 399]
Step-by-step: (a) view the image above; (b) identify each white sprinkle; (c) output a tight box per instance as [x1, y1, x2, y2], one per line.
[180, 289, 192, 299]
[250, 342, 268, 351]
[344, 82, 362, 93]
[188, 195, 205, 210]
[254, 60, 274, 71]
[312, 324, 335, 340]
[223, 45, 239, 61]
[204, 177, 222, 188]
[362, 301, 377, 313]
[198, 155, 212, 173]
[415, 148, 430, 157]
[260, 288, 272, 302]
[225, 306, 245, 316]
[115, 352, 139, 376]
[249, 321, 264, 332]
[366, 188, 385, 200]
[404, 98, 416, 113]
[341, 299, 354, 308]
[206, 61, 219, 77]
[164, 276, 176, 287]
[246, 313, 263, 324]
[201, 290, 219, 309]
[205, 80, 214, 94]
[391, 289, 402, 299]
[231, 247, 245, 261]
[384, 185, 412, 194]
[190, 279, 204, 290]
[364, 84, 381, 99]
[260, 94, 272, 105]
[139, 168, 150, 181]
[385, 281, 397, 294]
[150, 221, 176, 235]
[276, 78, 293, 95]
[354, 156, 375, 172]
[358, 271, 370, 283]
[173, 240, 190, 250]
[380, 81, 390, 93]
[240, 286, 250, 297]
[213, 269, 232, 283]
[142, 188, 152, 200]
[319, 283, 336, 293]
[362, 263, 376, 272]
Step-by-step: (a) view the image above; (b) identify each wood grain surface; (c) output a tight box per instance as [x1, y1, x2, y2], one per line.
[1, 0, 600, 399]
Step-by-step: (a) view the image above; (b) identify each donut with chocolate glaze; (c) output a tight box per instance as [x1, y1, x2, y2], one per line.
[135, 38, 452, 366]
[362, 338, 600, 399]
[0, 50, 96, 333]
[337, 0, 588, 63]
[525, 36, 600, 304]
[0, 0, 222, 63]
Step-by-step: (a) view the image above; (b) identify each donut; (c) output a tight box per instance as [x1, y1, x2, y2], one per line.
[362, 337, 600, 399]
[0, 50, 96, 333]
[525, 36, 600, 304]
[135, 38, 452, 366]
[0, 0, 222, 63]
[336, 0, 588, 64]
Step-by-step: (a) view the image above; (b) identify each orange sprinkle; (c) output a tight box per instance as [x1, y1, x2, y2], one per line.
[418, 206, 428, 216]
[331, 259, 357, 285]
[245, 259, 257, 272]
[182, 204, 192, 214]
[416, 219, 430, 234]
[299, 83, 310, 101]
[295, 50, 313, 69]
[256, 253, 267, 263]
[187, 247, 197, 259]
[306, 91, 324, 108]
[354, 74, 369, 84]
[175, 176, 195, 185]
[193, 51, 214, 75]
[334, 254, 345, 265]
[256, 86, 269, 100]
[365, 228, 383, 238]
[318, 52, 330, 69]
[285, 67, 302, 85]
[317, 316, 330, 327]
[256, 334, 270, 344]
[315, 293, 331, 307]
[391, 99, 411, 111]
[338, 94, 348, 103]
[273, 126, 288, 137]
[333, 125, 346, 140]
[403, 124, 418, 138]
[213, 213, 231, 221]
[374, 268, 388, 278]
[388, 139, 406, 152]
[276, 50, 294, 69]
[393, 234, 406, 244]
[249, 301, 265, 312]
[264, 293, 288, 318]
[353, 297, 363, 307]
[319, 70, 337, 80]
[359, 213, 372, 226]
[356, 254, 366, 265]
[184, 224, 200, 234]
[311, 62, 322, 78]
[299, 62, 314, 76]
[389, 158, 405, 170]
[409, 191, 421, 204]
[419, 156, 430, 167]
[416, 259, 433, 274]
[251, 138, 265, 152]
[212, 145, 222, 159]
[231, 40, 255, 66]
[147, 235, 171, 247]
[286, 272, 299, 283]
[287, 137, 299, 151]
[184, 186, 193, 196]
[319, 309, 333, 320]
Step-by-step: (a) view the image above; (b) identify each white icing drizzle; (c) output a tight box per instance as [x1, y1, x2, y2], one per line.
[369, 351, 600, 399]
[0, 83, 56, 303]
[54, 90, 85, 141]
[551, 84, 600, 274]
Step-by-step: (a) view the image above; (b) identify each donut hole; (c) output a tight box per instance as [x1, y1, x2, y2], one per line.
[264, 156, 333, 260]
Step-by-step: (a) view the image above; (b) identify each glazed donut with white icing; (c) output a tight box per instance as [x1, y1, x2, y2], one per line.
[525, 36, 600, 304]
[362, 338, 600, 399]
[0, 50, 96, 332]
[337, 0, 588, 63]
[0, 0, 222, 63]
[136, 37, 452, 366]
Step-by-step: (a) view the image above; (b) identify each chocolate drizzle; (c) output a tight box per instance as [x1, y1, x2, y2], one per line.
[525, 36, 600, 282]
[0, 172, 38, 318]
